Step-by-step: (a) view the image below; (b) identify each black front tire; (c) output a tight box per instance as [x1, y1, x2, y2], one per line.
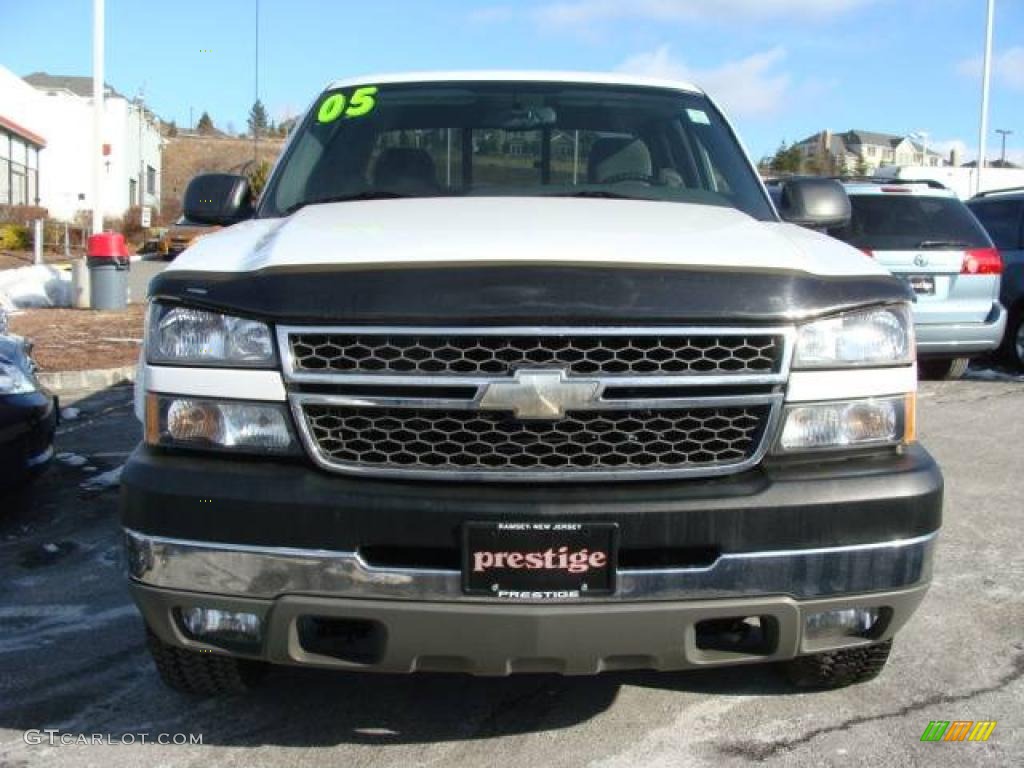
[146, 628, 267, 695]
[785, 640, 893, 689]
[919, 357, 970, 380]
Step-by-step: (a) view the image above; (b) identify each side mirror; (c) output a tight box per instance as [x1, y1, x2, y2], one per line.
[777, 178, 851, 230]
[183, 173, 253, 226]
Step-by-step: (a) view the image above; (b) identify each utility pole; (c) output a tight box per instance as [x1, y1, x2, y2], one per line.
[92, 0, 104, 235]
[996, 129, 1013, 165]
[137, 90, 145, 209]
[976, 0, 995, 195]
[254, 0, 259, 164]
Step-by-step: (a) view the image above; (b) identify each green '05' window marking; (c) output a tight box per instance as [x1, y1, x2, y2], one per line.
[317, 86, 379, 123]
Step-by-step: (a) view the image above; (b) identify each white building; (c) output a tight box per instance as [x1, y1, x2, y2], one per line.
[0, 65, 162, 221]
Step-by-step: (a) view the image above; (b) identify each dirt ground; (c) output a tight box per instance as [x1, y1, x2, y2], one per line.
[8, 305, 145, 371]
[0, 250, 75, 270]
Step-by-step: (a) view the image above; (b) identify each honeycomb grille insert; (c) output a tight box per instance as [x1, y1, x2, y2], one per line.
[288, 333, 783, 377]
[301, 404, 771, 474]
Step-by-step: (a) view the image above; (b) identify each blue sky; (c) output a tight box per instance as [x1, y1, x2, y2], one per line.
[3, 0, 1023, 163]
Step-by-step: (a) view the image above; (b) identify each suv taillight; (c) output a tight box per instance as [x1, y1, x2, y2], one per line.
[961, 247, 1002, 275]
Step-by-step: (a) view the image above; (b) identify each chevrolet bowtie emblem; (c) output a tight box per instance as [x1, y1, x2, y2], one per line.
[478, 369, 601, 420]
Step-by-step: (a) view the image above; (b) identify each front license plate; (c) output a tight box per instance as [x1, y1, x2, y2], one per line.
[463, 522, 618, 598]
[906, 275, 935, 295]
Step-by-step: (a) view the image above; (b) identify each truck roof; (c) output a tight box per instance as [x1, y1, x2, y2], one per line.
[324, 70, 704, 95]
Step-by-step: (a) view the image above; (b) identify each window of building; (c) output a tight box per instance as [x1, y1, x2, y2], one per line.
[146, 165, 156, 195]
[0, 129, 40, 206]
[129, 178, 138, 207]
[867, 146, 876, 157]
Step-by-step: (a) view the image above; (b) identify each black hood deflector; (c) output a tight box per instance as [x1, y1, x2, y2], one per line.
[149, 263, 911, 325]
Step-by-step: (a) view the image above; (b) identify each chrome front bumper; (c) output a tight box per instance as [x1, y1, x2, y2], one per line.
[124, 528, 936, 604]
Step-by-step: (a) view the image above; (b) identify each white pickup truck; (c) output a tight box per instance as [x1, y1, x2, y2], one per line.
[122, 72, 941, 694]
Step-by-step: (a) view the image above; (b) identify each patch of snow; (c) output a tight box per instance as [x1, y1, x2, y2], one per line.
[965, 366, 1024, 382]
[83, 465, 97, 472]
[60, 406, 81, 421]
[79, 464, 123, 491]
[56, 452, 88, 467]
[0, 264, 72, 309]
[42, 543, 60, 554]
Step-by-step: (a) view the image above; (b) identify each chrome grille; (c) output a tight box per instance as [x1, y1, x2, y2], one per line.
[279, 325, 792, 482]
[301, 404, 771, 474]
[287, 332, 782, 377]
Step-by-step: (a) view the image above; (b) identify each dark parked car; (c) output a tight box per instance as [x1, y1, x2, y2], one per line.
[967, 188, 1024, 368]
[0, 311, 58, 490]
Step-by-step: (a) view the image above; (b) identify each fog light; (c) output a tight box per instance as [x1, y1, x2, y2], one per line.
[146, 394, 297, 455]
[180, 607, 262, 643]
[804, 607, 881, 643]
[777, 397, 906, 452]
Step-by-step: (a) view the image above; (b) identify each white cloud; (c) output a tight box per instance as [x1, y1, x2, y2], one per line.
[956, 46, 1024, 91]
[617, 45, 791, 118]
[537, 0, 874, 26]
[469, 5, 515, 24]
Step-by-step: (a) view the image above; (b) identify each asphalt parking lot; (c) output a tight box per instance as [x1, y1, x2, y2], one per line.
[0, 377, 1021, 767]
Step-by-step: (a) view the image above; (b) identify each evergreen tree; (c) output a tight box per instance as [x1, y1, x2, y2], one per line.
[196, 111, 215, 135]
[769, 142, 802, 175]
[248, 99, 269, 137]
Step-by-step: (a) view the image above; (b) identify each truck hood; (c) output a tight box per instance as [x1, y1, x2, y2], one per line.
[169, 197, 887, 278]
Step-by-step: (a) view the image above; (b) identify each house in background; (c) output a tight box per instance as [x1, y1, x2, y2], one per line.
[0, 65, 163, 221]
[794, 130, 948, 175]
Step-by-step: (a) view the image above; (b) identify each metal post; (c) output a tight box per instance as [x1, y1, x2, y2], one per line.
[446, 128, 452, 187]
[92, 0, 104, 235]
[253, 0, 259, 164]
[976, 0, 995, 195]
[996, 129, 1012, 165]
[573, 130, 579, 185]
[138, 96, 144, 209]
[33, 219, 43, 265]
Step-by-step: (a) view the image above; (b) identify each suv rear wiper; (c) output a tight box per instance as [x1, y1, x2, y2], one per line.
[284, 191, 413, 215]
[916, 239, 972, 249]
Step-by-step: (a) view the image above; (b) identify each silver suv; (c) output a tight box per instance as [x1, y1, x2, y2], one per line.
[832, 180, 1005, 379]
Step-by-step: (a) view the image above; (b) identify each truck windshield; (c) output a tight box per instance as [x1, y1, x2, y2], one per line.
[259, 81, 775, 220]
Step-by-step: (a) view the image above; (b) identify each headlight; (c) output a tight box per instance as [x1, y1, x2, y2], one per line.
[776, 395, 915, 453]
[147, 303, 274, 366]
[794, 305, 913, 368]
[145, 395, 298, 455]
[0, 361, 36, 394]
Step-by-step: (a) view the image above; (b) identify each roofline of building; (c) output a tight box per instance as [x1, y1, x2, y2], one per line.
[0, 115, 46, 148]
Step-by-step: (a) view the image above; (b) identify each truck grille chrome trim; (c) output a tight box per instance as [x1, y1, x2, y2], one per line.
[277, 326, 794, 481]
[124, 528, 936, 603]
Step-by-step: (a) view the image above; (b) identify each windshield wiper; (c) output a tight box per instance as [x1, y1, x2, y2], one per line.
[916, 239, 972, 249]
[284, 191, 413, 215]
[547, 190, 647, 201]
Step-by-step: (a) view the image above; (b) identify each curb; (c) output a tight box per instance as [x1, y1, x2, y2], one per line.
[37, 365, 136, 394]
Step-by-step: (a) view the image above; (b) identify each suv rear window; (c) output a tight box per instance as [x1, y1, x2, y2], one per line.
[968, 199, 1023, 250]
[832, 194, 992, 251]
